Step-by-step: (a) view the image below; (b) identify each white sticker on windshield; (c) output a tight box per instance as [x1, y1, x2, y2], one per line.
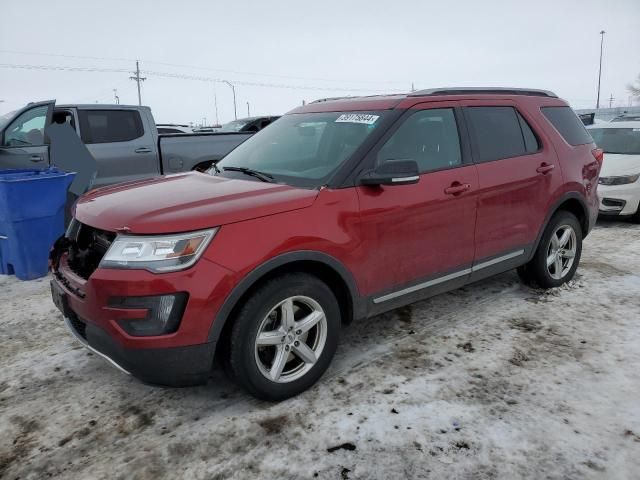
[335, 114, 380, 125]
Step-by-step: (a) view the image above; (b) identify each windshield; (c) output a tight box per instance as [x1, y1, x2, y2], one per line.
[589, 127, 640, 155]
[214, 111, 385, 188]
[218, 119, 252, 132]
[0, 109, 17, 130]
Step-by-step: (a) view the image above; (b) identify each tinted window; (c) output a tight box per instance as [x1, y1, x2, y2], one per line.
[377, 108, 461, 172]
[157, 128, 185, 134]
[79, 110, 144, 144]
[466, 106, 528, 162]
[517, 112, 540, 153]
[541, 106, 593, 146]
[2, 106, 48, 146]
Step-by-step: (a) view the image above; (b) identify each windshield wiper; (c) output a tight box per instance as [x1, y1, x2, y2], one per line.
[222, 166, 275, 183]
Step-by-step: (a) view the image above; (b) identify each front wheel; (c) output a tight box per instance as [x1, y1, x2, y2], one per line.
[227, 273, 340, 401]
[518, 211, 583, 289]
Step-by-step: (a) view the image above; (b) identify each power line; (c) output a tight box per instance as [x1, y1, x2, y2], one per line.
[0, 49, 408, 86]
[0, 62, 404, 93]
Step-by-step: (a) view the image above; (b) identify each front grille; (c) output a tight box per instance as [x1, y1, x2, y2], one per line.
[66, 220, 116, 280]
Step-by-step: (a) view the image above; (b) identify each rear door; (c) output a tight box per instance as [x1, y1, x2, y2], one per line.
[77, 107, 160, 186]
[461, 100, 563, 273]
[356, 102, 479, 305]
[0, 101, 53, 169]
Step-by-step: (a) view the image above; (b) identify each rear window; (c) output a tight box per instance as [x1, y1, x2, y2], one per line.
[79, 110, 144, 144]
[466, 106, 538, 162]
[541, 106, 593, 146]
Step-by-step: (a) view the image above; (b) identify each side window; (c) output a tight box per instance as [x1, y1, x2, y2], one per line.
[78, 110, 144, 144]
[466, 106, 530, 162]
[377, 108, 462, 173]
[2, 106, 48, 147]
[517, 112, 540, 153]
[541, 106, 593, 146]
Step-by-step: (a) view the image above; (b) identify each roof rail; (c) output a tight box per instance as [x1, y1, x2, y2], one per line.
[408, 87, 558, 98]
[310, 96, 356, 104]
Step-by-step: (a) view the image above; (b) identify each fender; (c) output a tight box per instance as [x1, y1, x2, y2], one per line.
[529, 191, 589, 262]
[206, 250, 364, 344]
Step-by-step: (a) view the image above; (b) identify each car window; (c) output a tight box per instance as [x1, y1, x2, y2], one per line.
[588, 128, 640, 155]
[2, 106, 48, 147]
[78, 110, 144, 144]
[517, 112, 540, 153]
[541, 106, 593, 146]
[216, 111, 384, 188]
[377, 108, 461, 173]
[466, 106, 529, 162]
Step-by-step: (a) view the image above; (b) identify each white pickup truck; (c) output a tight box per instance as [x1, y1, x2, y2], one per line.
[0, 101, 278, 187]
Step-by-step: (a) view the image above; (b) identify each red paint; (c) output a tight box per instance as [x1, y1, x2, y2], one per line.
[52, 91, 600, 357]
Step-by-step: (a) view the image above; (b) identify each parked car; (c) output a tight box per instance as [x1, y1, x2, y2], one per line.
[610, 114, 640, 123]
[587, 121, 640, 222]
[156, 124, 193, 134]
[50, 88, 602, 401]
[0, 102, 254, 186]
[218, 116, 280, 133]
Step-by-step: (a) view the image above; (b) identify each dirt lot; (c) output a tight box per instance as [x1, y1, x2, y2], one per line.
[1, 220, 639, 479]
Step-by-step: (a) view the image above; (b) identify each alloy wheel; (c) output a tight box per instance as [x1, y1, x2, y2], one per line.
[546, 224, 577, 280]
[254, 296, 327, 383]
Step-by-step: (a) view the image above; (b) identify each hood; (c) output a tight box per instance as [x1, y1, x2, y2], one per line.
[75, 172, 318, 234]
[600, 153, 640, 177]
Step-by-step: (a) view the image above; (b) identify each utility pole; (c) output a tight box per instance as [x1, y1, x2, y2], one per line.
[411, 82, 415, 92]
[213, 88, 219, 126]
[222, 80, 237, 120]
[608, 94, 614, 108]
[129, 60, 146, 106]
[247, 101, 250, 117]
[596, 30, 605, 109]
[113, 89, 120, 105]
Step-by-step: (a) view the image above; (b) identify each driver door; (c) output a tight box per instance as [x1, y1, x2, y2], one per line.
[0, 101, 54, 170]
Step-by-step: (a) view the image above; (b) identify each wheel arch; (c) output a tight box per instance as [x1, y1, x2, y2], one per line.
[530, 192, 589, 260]
[207, 251, 364, 348]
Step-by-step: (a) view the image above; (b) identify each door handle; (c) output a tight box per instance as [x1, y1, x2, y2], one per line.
[444, 182, 471, 196]
[29, 155, 43, 162]
[134, 147, 152, 154]
[536, 163, 555, 175]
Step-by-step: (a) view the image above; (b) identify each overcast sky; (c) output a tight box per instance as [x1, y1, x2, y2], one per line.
[1, 0, 638, 125]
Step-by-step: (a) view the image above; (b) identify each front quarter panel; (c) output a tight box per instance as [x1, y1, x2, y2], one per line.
[204, 187, 363, 288]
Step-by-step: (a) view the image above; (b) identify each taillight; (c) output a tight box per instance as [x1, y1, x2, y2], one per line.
[592, 148, 604, 165]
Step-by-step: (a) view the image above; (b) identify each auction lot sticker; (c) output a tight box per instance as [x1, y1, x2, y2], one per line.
[335, 114, 380, 125]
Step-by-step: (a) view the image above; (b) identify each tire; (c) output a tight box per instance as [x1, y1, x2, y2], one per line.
[227, 273, 341, 401]
[631, 204, 640, 224]
[518, 210, 583, 289]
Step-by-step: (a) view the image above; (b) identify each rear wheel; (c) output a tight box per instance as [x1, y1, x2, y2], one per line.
[517, 211, 582, 289]
[227, 273, 340, 401]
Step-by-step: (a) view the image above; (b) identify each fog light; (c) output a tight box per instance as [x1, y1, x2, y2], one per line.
[109, 293, 188, 336]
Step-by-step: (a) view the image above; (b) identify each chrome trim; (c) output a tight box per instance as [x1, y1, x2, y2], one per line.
[63, 316, 131, 376]
[472, 249, 525, 271]
[373, 268, 471, 304]
[0, 235, 7, 240]
[391, 176, 420, 183]
[372, 249, 526, 304]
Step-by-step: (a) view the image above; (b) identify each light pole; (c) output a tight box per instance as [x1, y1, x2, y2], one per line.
[213, 88, 219, 126]
[247, 101, 250, 117]
[596, 30, 605, 109]
[222, 80, 237, 120]
[113, 89, 120, 105]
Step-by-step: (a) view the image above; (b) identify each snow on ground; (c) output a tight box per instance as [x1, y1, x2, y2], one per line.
[1, 220, 639, 480]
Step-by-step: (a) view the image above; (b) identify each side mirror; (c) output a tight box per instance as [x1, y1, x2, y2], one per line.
[360, 159, 420, 186]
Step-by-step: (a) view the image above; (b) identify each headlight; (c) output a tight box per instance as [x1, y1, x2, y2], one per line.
[599, 174, 640, 186]
[100, 228, 217, 272]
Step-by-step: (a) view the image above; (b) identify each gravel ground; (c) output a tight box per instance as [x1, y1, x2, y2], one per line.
[1, 220, 639, 480]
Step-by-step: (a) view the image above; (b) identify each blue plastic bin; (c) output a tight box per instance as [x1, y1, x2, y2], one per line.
[0, 168, 75, 280]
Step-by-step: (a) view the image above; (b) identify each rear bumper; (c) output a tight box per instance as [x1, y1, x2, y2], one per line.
[62, 310, 214, 386]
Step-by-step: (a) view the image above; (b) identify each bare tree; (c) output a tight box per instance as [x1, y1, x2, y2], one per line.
[628, 74, 640, 99]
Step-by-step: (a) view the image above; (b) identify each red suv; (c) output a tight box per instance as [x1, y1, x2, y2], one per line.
[50, 88, 602, 400]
